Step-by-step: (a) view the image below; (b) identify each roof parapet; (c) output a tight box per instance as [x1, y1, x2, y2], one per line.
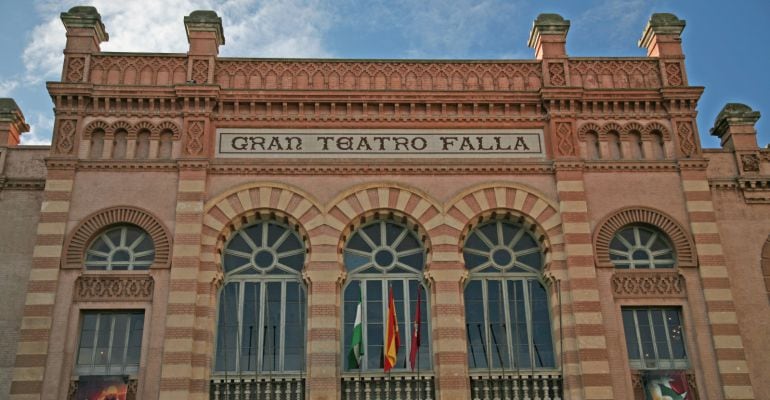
[185, 10, 225, 56]
[711, 103, 761, 151]
[638, 13, 685, 57]
[527, 13, 570, 59]
[0, 98, 30, 147]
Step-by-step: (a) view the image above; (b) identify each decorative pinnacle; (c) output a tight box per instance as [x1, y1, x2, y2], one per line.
[711, 103, 761, 138]
[528, 13, 570, 48]
[639, 13, 685, 48]
[184, 10, 225, 45]
[60, 6, 109, 41]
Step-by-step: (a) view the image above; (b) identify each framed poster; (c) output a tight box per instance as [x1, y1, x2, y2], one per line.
[72, 376, 129, 400]
[642, 370, 690, 400]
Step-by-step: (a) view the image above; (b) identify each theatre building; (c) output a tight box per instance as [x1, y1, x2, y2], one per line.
[2, 5, 770, 400]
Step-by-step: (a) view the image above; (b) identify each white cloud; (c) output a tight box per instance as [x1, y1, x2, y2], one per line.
[21, 0, 333, 88]
[574, 0, 650, 51]
[21, 112, 54, 146]
[0, 79, 19, 97]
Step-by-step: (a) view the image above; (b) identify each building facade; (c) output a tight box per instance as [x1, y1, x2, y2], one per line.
[1, 6, 769, 400]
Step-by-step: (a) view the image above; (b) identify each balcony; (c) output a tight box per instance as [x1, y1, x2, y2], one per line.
[469, 372, 562, 400]
[342, 373, 436, 400]
[210, 375, 305, 400]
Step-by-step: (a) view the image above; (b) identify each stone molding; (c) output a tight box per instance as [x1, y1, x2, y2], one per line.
[577, 120, 671, 140]
[63, 206, 172, 269]
[594, 207, 697, 268]
[611, 270, 685, 298]
[83, 119, 181, 138]
[74, 274, 154, 302]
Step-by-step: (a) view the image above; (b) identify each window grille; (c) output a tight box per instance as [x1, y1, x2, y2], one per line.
[609, 226, 675, 269]
[85, 225, 155, 270]
[342, 218, 430, 372]
[75, 311, 144, 376]
[622, 308, 688, 370]
[214, 219, 307, 375]
[462, 218, 556, 370]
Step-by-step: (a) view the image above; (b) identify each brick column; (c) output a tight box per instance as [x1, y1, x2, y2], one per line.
[679, 161, 755, 399]
[158, 161, 209, 399]
[304, 264, 343, 400]
[9, 162, 75, 399]
[425, 266, 469, 400]
[554, 163, 615, 400]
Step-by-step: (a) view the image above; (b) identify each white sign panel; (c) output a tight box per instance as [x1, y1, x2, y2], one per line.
[216, 129, 544, 159]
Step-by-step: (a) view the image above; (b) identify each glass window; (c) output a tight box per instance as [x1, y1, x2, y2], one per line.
[609, 225, 675, 269]
[342, 218, 430, 372]
[214, 219, 307, 374]
[463, 218, 555, 370]
[85, 225, 155, 270]
[75, 311, 144, 376]
[622, 308, 687, 370]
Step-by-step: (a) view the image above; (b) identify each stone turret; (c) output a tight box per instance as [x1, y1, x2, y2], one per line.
[184, 10, 225, 56]
[711, 103, 761, 151]
[527, 13, 570, 59]
[0, 99, 29, 147]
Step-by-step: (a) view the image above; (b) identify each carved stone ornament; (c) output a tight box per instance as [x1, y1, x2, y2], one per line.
[185, 120, 205, 155]
[611, 270, 685, 298]
[56, 119, 77, 155]
[676, 121, 696, 157]
[741, 154, 760, 172]
[192, 59, 209, 84]
[555, 121, 575, 156]
[66, 57, 85, 83]
[74, 275, 154, 301]
[548, 62, 566, 86]
[664, 62, 683, 86]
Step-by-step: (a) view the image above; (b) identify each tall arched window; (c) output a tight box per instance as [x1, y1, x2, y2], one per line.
[214, 218, 307, 374]
[607, 132, 622, 160]
[609, 225, 675, 269]
[463, 217, 555, 370]
[342, 216, 430, 371]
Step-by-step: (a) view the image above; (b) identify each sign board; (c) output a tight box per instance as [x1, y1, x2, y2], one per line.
[216, 129, 544, 159]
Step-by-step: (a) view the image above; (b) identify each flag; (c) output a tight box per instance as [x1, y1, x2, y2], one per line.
[347, 288, 364, 369]
[409, 286, 422, 370]
[383, 285, 400, 372]
[642, 370, 689, 400]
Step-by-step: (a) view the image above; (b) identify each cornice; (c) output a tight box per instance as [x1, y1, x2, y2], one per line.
[208, 160, 555, 175]
[584, 160, 680, 172]
[74, 160, 178, 171]
[0, 177, 46, 191]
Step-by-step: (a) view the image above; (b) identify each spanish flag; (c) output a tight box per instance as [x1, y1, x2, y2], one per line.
[383, 285, 400, 372]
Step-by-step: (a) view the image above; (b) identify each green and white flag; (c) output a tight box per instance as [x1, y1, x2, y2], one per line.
[347, 290, 364, 369]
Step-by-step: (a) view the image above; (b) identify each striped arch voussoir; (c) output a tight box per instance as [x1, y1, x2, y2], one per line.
[83, 119, 110, 138]
[446, 185, 563, 258]
[201, 185, 322, 270]
[328, 185, 440, 255]
[63, 206, 172, 269]
[594, 207, 697, 268]
[761, 236, 770, 304]
[577, 122, 601, 140]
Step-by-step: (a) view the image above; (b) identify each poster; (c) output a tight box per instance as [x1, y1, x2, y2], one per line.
[642, 370, 690, 400]
[73, 376, 129, 400]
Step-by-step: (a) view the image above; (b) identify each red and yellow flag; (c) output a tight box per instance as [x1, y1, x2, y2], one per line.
[384, 286, 400, 372]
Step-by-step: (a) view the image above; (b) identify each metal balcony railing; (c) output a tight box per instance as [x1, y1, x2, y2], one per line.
[469, 372, 563, 400]
[342, 373, 435, 400]
[210, 375, 305, 400]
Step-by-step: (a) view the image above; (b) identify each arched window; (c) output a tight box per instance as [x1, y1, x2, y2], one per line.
[629, 131, 644, 160]
[651, 131, 666, 160]
[607, 132, 622, 160]
[463, 217, 555, 370]
[214, 218, 307, 374]
[90, 129, 105, 159]
[85, 225, 155, 270]
[112, 129, 127, 159]
[585, 132, 601, 160]
[135, 130, 150, 159]
[158, 130, 173, 159]
[342, 217, 430, 371]
[609, 225, 675, 269]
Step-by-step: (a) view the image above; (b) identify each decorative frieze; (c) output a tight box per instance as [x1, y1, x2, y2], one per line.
[611, 270, 685, 298]
[74, 275, 154, 301]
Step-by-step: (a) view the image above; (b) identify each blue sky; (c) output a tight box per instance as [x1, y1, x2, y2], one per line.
[0, 0, 768, 148]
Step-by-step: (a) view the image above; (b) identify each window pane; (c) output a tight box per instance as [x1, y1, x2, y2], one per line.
[487, 280, 509, 370]
[77, 311, 144, 375]
[509, 280, 530, 369]
[262, 282, 282, 371]
[215, 283, 239, 371]
[622, 308, 688, 370]
[622, 310, 640, 360]
[530, 280, 555, 368]
[284, 282, 305, 371]
[465, 280, 487, 369]
[240, 282, 260, 372]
